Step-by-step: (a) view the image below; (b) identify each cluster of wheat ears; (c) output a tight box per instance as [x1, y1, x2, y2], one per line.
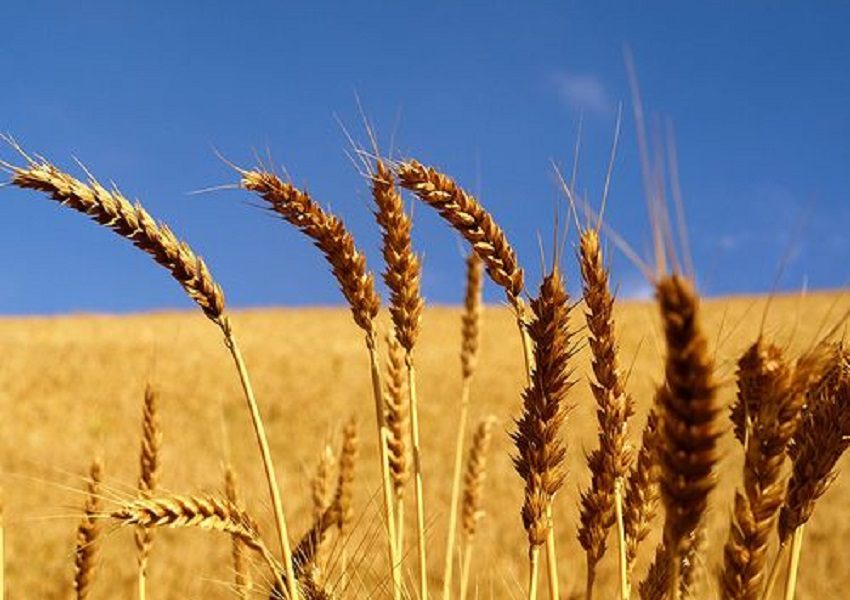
[0, 130, 848, 600]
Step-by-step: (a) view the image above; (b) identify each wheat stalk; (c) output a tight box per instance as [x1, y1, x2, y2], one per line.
[239, 167, 399, 598]
[444, 251, 484, 599]
[135, 384, 161, 600]
[459, 416, 496, 600]
[74, 458, 102, 600]
[655, 275, 720, 600]
[576, 229, 635, 600]
[225, 466, 252, 599]
[512, 267, 574, 599]
[6, 152, 299, 598]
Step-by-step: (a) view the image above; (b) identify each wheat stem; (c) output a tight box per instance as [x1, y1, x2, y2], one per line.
[614, 480, 629, 600]
[459, 537, 474, 600]
[366, 333, 402, 600]
[222, 325, 298, 600]
[783, 526, 804, 600]
[528, 547, 541, 600]
[443, 379, 472, 599]
[406, 358, 429, 599]
[762, 542, 788, 600]
[544, 504, 560, 600]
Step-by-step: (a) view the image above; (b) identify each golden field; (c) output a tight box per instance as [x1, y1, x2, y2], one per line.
[0, 292, 846, 598]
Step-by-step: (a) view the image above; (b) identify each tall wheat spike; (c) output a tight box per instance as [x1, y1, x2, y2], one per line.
[655, 275, 720, 600]
[239, 167, 399, 599]
[225, 466, 252, 599]
[576, 228, 635, 600]
[135, 384, 161, 600]
[112, 494, 285, 592]
[5, 151, 298, 599]
[719, 341, 802, 600]
[777, 346, 850, 599]
[74, 458, 103, 600]
[512, 266, 574, 600]
[371, 158, 428, 599]
[459, 416, 496, 600]
[445, 251, 484, 599]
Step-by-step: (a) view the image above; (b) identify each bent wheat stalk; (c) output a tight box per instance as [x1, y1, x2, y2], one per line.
[445, 251, 484, 599]
[238, 168, 399, 598]
[5, 154, 298, 599]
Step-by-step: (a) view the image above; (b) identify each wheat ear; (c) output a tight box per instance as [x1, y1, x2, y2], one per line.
[444, 251, 484, 599]
[622, 409, 662, 581]
[310, 443, 336, 582]
[371, 159, 429, 598]
[225, 466, 252, 599]
[576, 229, 635, 600]
[395, 160, 535, 379]
[7, 154, 298, 599]
[113, 494, 285, 592]
[512, 267, 574, 599]
[777, 346, 850, 599]
[384, 331, 410, 562]
[459, 416, 496, 600]
[655, 275, 720, 600]
[720, 341, 802, 600]
[335, 416, 359, 580]
[135, 384, 161, 600]
[74, 458, 102, 600]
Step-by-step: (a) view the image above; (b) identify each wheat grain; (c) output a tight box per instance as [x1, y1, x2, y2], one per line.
[623, 409, 661, 573]
[384, 333, 410, 499]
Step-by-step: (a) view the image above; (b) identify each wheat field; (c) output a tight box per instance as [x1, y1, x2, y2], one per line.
[0, 291, 846, 598]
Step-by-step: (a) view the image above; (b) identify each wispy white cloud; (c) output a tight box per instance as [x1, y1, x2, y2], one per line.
[551, 72, 611, 115]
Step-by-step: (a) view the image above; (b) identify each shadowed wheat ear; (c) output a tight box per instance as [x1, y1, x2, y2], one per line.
[576, 228, 635, 600]
[112, 494, 285, 592]
[135, 384, 161, 600]
[238, 166, 399, 599]
[719, 340, 802, 600]
[776, 345, 850, 599]
[6, 149, 299, 599]
[225, 465, 252, 600]
[74, 458, 102, 600]
[370, 158, 429, 600]
[511, 266, 575, 600]
[310, 442, 336, 582]
[444, 250, 484, 599]
[655, 275, 720, 600]
[459, 416, 496, 600]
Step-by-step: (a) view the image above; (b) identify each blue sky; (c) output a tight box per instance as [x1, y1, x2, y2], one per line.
[1, 2, 848, 314]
